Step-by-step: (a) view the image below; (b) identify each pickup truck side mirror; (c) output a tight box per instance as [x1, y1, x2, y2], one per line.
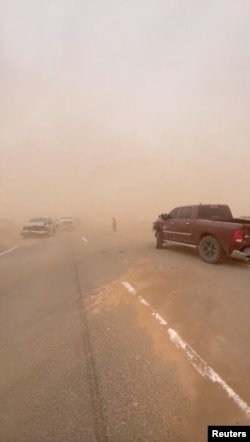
[159, 213, 168, 220]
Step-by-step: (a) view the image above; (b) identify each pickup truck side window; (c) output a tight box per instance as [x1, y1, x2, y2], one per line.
[198, 205, 232, 220]
[179, 207, 192, 218]
[168, 208, 180, 219]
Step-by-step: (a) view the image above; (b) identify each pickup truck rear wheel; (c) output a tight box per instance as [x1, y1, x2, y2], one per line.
[198, 235, 223, 264]
[156, 231, 163, 249]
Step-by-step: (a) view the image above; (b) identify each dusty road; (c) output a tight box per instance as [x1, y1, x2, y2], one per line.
[1, 225, 250, 441]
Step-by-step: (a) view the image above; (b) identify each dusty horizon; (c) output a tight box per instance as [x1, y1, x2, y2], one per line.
[1, 0, 250, 222]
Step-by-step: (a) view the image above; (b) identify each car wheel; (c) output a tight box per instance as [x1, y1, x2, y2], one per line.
[198, 235, 224, 264]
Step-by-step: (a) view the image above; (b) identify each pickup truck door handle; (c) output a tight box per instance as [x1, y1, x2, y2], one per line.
[185, 222, 191, 225]
[170, 222, 175, 225]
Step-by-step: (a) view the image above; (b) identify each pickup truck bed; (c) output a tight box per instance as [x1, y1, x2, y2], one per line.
[153, 204, 250, 264]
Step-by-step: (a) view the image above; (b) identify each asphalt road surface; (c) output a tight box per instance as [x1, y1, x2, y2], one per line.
[1, 225, 250, 441]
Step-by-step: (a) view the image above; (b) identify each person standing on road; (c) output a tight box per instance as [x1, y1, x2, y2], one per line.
[112, 217, 117, 232]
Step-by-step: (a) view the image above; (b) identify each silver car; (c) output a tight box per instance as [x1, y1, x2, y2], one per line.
[21, 217, 56, 238]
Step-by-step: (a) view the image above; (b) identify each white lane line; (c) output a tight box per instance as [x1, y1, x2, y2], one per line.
[121, 281, 137, 295]
[152, 311, 168, 326]
[139, 296, 150, 307]
[168, 328, 250, 418]
[0, 246, 19, 257]
[81, 236, 88, 242]
[121, 281, 250, 419]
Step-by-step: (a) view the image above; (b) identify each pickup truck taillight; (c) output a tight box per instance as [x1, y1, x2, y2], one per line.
[232, 229, 243, 243]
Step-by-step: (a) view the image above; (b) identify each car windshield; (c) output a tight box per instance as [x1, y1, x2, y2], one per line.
[29, 218, 46, 222]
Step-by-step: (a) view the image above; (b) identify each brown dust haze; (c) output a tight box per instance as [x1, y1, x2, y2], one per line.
[1, 0, 250, 224]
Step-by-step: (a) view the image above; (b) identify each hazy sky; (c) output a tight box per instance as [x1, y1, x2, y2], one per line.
[1, 0, 250, 218]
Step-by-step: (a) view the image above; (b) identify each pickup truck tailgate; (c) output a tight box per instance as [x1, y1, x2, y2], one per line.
[244, 224, 250, 245]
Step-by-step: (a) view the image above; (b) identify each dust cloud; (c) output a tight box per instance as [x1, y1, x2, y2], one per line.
[1, 0, 250, 226]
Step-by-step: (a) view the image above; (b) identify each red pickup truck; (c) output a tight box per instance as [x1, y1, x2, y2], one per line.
[153, 204, 250, 264]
